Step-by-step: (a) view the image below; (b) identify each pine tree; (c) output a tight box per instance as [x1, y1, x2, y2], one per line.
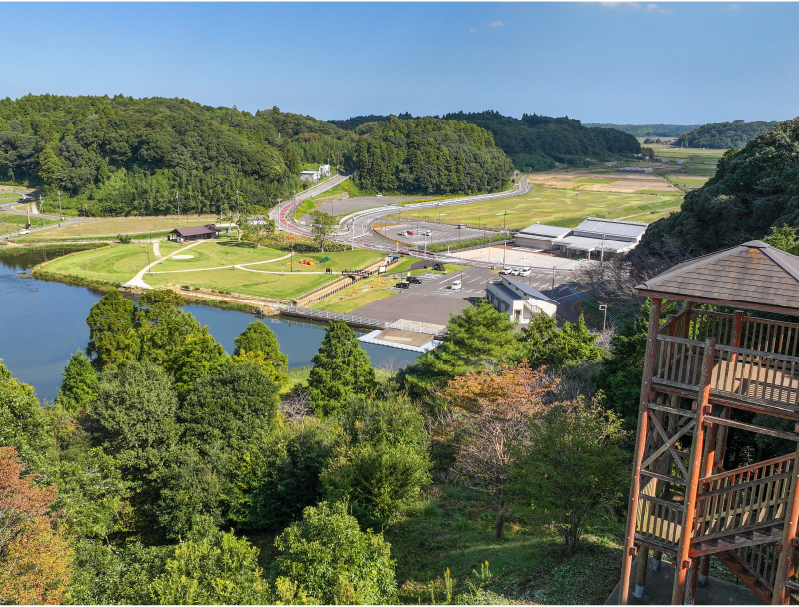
[85, 290, 139, 371]
[56, 350, 97, 413]
[308, 321, 375, 417]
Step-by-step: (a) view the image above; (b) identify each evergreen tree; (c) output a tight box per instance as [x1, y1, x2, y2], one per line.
[518, 313, 603, 369]
[308, 321, 375, 417]
[233, 322, 288, 371]
[56, 350, 98, 413]
[0, 361, 53, 468]
[85, 290, 138, 370]
[403, 299, 518, 392]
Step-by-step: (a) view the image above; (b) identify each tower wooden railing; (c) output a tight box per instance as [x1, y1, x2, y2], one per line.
[621, 305, 799, 605]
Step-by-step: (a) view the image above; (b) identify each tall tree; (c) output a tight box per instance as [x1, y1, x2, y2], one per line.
[518, 313, 603, 369]
[0, 446, 73, 605]
[0, 360, 53, 467]
[85, 290, 138, 370]
[233, 321, 288, 382]
[56, 350, 97, 413]
[309, 211, 338, 252]
[308, 320, 375, 416]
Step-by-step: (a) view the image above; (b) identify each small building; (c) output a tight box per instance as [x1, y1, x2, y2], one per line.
[319, 164, 331, 178]
[299, 170, 320, 182]
[485, 276, 557, 324]
[617, 167, 654, 173]
[514, 224, 572, 250]
[559, 217, 647, 259]
[603, 161, 618, 167]
[170, 225, 220, 243]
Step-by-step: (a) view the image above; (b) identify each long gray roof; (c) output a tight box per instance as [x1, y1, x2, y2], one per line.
[573, 217, 648, 239]
[518, 224, 572, 238]
[636, 240, 799, 314]
[502, 276, 555, 302]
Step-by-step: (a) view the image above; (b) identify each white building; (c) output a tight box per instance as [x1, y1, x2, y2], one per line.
[319, 164, 331, 178]
[514, 217, 648, 260]
[299, 170, 320, 182]
[514, 224, 572, 251]
[485, 276, 558, 324]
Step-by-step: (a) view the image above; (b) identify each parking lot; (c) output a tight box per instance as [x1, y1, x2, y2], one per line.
[378, 220, 498, 246]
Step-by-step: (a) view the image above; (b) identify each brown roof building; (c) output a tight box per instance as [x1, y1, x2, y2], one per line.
[170, 225, 221, 242]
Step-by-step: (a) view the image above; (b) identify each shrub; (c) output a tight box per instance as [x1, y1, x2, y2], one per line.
[274, 501, 396, 604]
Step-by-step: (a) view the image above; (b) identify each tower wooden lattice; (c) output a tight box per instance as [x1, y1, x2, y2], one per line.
[618, 241, 799, 605]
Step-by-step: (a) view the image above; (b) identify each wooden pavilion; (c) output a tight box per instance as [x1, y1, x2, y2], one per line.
[618, 240, 799, 605]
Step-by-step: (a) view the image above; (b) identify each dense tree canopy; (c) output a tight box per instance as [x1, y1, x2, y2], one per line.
[353, 115, 514, 194]
[443, 111, 640, 171]
[638, 118, 799, 258]
[675, 120, 779, 149]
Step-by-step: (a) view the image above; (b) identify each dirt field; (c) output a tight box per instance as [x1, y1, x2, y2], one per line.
[527, 170, 676, 193]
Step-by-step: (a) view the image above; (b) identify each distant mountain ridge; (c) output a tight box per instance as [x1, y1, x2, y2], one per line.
[583, 123, 699, 138]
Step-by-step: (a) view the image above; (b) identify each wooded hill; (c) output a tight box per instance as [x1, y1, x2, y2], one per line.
[638, 118, 799, 256]
[443, 111, 641, 171]
[352, 115, 514, 194]
[584, 123, 699, 138]
[675, 120, 779, 149]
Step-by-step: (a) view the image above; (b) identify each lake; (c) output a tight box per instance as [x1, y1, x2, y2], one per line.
[0, 249, 418, 402]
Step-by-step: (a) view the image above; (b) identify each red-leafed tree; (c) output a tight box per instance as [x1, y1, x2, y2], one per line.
[0, 446, 72, 604]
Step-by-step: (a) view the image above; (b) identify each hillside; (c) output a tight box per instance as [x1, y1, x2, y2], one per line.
[674, 120, 779, 149]
[584, 123, 698, 138]
[352, 115, 514, 194]
[0, 95, 355, 216]
[443, 111, 640, 171]
[637, 117, 799, 257]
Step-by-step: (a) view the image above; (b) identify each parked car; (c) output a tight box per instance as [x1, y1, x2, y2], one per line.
[18, 229, 30, 235]
[408, 276, 422, 284]
[499, 267, 512, 275]
[376, 193, 383, 197]
[407, 231, 415, 236]
[423, 230, 432, 236]
[457, 223, 467, 229]
[398, 231, 409, 236]
[397, 281, 410, 289]
[519, 267, 532, 277]
[450, 280, 462, 290]
[511, 268, 521, 276]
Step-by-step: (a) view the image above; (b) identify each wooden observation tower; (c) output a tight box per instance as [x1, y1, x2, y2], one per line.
[618, 240, 799, 604]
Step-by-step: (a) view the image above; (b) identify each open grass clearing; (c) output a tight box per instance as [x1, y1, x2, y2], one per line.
[394, 186, 681, 230]
[19, 216, 216, 238]
[387, 483, 624, 604]
[152, 240, 288, 272]
[528, 170, 674, 194]
[41, 242, 166, 285]
[0, 212, 59, 230]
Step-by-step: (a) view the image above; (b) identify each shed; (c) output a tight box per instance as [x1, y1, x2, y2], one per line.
[170, 225, 220, 243]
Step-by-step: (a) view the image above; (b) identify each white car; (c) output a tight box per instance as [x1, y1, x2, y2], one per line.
[18, 229, 30, 235]
[499, 267, 512, 275]
[511, 268, 521, 276]
[450, 280, 462, 291]
[423, 230, 432, 236]
[519, 267, 532, 277]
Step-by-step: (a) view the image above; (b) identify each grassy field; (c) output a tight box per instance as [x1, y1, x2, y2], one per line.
[0, 212, 59, 231]
[41, 242, 164, 285]
[391, 186, 682, 230]
[650, 146, 725, 177]
[41, 240, 385, 299]
[387, 484, 624, 604]
[14, 216, 216, 239]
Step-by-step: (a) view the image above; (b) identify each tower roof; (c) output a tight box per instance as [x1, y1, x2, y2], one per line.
[636, 240, 799, 315]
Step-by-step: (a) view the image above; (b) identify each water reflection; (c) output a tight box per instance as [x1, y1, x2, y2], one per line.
[0, 250, 418, 402]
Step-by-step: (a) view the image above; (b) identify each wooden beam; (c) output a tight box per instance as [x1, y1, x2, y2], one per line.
[647, 401, 696, 418]
[672, 337, 715, 605]
[637, 289, 799, 318]
[620, 299, 663, 605]
[703, 415, 799, 442]
[772, 445, 799, 604]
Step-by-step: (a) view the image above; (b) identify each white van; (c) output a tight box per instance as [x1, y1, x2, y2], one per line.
[450, 280, 462, 291]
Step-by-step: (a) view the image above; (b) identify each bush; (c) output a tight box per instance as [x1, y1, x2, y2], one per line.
[274, 501, 397, 604]
[118, 234, 132, 244]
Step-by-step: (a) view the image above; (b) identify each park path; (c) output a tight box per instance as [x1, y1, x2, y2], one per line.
[152, 242, 162, 258]
[148, 252, 294, 274]
[124, 240, 203, 289]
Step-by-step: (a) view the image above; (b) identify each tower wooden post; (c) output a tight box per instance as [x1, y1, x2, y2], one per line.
[619, 299, 663, 604]
[772, 443, 799, 604]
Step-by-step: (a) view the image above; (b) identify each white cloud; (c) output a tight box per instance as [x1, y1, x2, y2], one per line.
[599, 2, 671, 15]
[469, 28, 477, 33]
[487, 21, 504, 28]
[728, 3, 741, 10]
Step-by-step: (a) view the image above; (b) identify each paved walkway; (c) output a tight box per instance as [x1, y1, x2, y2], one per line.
[124, 241, 203, 289]
[153, 242, 162, 258]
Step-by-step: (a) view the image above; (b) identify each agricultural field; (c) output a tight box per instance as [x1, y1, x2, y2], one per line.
[392, 186, 682, 230]
[649, 145, 725, 177]
[527, 170, 676, 194]
[15, 216, 216, 240]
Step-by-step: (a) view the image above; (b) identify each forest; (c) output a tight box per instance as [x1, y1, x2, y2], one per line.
[351, 116, 514, 194]
[0, 95, 356, 216]
[637, 117, 798, 258]
[442, 111, 641, 171]
[583, 123, 698, 138]
[674, 120, 779, 149]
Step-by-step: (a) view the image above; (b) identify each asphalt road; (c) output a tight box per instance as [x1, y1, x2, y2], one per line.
[378, 220, 497, 247]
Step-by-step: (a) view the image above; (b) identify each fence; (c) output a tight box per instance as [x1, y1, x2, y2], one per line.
[278, 304, 446, 336]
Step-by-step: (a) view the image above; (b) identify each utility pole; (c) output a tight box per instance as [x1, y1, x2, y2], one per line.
[600, 232, 606, 263]
[551, 267, 555, 293]
[175, 190, 180, 218]
[599, 304, 608, 332]
[57, 190, 63, 222]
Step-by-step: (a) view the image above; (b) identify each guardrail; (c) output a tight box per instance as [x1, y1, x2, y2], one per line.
[279, 304, 446, 336]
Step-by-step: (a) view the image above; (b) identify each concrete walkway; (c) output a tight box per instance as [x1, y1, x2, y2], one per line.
[148, 252, 294, 274]
[605, 555, 758, 605]
[152, 242, 162, 258]
[124, 240, 203, 289]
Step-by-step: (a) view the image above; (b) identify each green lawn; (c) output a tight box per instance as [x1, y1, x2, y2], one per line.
[152, 240, 288, 272]
[13, 216, 215, 239]
[0, 212, 59, 231]
[310, 274, 401, 313]
[41, 243, 157, 285]
[391, 186, 682, 230]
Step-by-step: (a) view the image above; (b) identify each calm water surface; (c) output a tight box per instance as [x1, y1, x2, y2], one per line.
[0, 250, 418, 402]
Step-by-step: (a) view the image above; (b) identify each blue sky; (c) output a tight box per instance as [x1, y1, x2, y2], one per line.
[3, 2, 797, 124]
